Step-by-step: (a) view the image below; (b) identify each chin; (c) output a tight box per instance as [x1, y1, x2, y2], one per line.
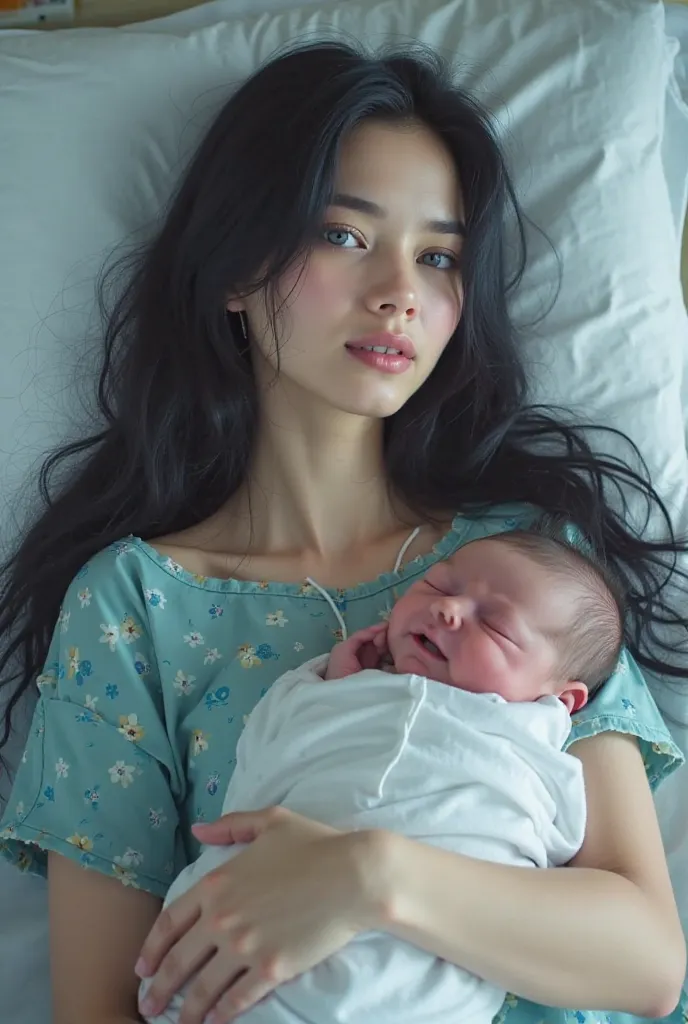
[332, 392, 414, 419]
[396, 653, 452, 686]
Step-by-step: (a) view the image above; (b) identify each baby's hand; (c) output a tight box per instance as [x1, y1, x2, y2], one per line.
[326, 622, 390, 679]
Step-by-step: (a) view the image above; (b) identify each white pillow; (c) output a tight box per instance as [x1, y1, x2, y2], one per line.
[0, 2, 686, 1021]
[665, 5, 688, 264]
[0, 0, 684, 536]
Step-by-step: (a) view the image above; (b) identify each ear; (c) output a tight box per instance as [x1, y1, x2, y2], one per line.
[226, 298, 245, 313]
[557, 681, 588, 714]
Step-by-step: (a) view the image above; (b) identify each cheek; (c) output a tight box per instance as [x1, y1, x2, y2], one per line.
[422, 278, 463, 350]
[387, 594, 424, 643]
[387, 603, 410, 644]
[463, 633, 507, 676]
[279, 256, 351, 323]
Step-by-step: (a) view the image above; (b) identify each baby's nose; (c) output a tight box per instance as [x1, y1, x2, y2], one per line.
[431, 596, 470, 630]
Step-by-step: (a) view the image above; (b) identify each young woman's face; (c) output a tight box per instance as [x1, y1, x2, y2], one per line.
[233, 118, 465, 420]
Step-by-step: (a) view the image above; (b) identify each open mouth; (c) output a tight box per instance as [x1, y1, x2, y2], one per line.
[355, 344, 405, 356]
[413, 633, 447, 661]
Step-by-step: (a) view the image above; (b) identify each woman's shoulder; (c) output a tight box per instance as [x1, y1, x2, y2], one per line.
[564, 649, 684, 789]
[55, 536, 218, 630]
[65, 537, 170, 597]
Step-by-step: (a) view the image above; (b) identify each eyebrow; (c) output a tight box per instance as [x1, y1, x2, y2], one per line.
[331, 192, 466, 236]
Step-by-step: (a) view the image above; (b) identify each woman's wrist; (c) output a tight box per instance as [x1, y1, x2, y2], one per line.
[366, 830, 472, 938]
[341, 828, 402, 932]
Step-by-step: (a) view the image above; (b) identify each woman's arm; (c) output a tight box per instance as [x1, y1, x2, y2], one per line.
[370, 732, 686, 1016]
[49, 852, 163, 1024]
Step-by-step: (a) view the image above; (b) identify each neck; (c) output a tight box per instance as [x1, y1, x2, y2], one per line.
[233, 389, 409, 557]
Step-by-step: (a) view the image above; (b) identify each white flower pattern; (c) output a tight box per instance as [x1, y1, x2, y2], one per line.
[184, 631, 204, 648]
[112, 861, 138, 887]
[108, 761, 135, 788]
[174, 670, 197, 695]
[149, 808, 167, 829]
[99, 623, 119, 651]
[118, 847, 143, 867]
[191, 729, 209, 756]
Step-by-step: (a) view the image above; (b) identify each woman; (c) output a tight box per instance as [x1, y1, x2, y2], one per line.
[0, 41, 686, 1024]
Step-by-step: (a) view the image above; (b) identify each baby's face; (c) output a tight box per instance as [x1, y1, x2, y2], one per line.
[387, 538, 580, 705]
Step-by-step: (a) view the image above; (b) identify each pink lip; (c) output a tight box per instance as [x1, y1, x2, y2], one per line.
[346, 332, 416, 360]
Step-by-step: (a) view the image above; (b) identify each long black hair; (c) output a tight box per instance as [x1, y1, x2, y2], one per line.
[1, 41, 686, 750]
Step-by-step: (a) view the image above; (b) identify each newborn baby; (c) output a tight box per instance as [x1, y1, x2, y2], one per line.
[142, 529, 625, 1024]
[325, 527, 613, 710]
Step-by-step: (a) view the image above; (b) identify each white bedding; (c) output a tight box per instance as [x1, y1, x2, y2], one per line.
[0, 4, 687, 1023]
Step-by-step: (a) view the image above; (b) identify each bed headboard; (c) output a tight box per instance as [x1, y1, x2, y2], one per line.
[60, 0, 208, 26]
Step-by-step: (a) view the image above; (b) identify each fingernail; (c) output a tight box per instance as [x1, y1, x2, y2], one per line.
[139, 997, 156, 1015]
[135, 957, 149, 978]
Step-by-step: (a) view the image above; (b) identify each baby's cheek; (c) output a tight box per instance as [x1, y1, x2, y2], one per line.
[464, 640, 505, 687]
[385, 620, 404, 664]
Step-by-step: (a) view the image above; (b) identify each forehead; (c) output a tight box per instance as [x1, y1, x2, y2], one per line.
[334, 118, 464, 218]
[442, 538, 546, 579]
[440, 539, 578, 626]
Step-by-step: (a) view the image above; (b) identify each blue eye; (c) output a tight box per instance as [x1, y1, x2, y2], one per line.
[323, 228, 360, 248]
[420, 251, 457, 270]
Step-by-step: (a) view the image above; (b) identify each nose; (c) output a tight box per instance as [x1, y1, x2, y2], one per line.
[430, 596, 472, 630]
[364, 257, 419, 321]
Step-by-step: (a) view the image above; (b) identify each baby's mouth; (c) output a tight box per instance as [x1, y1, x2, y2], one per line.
[413, 633, 447, 661]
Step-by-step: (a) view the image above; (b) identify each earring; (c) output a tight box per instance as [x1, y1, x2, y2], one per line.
[238, 310, 248, 340]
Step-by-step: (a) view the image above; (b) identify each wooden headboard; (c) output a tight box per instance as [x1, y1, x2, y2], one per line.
[65, 0, 208, 26]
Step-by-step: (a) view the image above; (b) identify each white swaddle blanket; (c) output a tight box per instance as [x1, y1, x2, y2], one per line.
[143, 656, 586, 1024]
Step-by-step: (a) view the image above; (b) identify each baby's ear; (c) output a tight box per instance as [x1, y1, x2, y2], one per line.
[557, 681, 588, 714]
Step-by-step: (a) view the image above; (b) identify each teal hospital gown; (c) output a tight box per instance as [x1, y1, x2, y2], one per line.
[1, 503, 686, 1024]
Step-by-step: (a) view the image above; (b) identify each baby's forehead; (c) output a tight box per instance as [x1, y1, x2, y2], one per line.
[435, 538, 573, 593]
[439, 537, 522, 572]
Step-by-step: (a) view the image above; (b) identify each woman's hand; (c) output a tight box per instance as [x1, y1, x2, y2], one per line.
[136, 807, 387, 1024]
